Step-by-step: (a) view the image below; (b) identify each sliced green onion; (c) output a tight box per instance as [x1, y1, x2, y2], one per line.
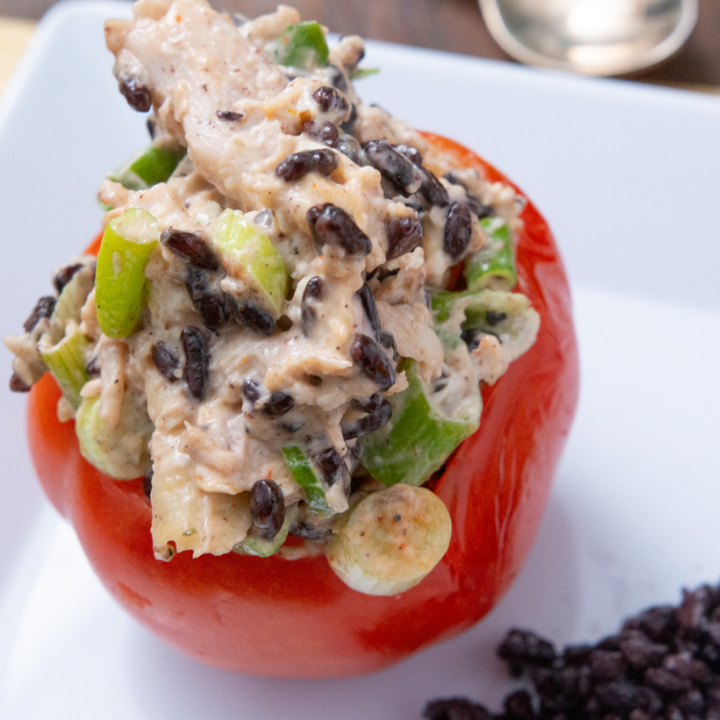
[241, 505, 297, 557]
[75, 394, 153, 480]
[281, 445, 332, 515]
[349, 67, 380, 81]
[464, 217, 517, 292]
[52, 266, 95, 326]
[211, 209, 289, 318]
[432, 288, 540, 362]
[326, 484, 452, 596]
[95, 208, 159, 339]
[358, 358, 480, 487]
[38, 327, 90, 409]
[269, 21, 329, 70]
[108, 144, 186, 191]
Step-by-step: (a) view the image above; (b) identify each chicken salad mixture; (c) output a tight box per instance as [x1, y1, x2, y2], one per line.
[6, 0, 539, 595]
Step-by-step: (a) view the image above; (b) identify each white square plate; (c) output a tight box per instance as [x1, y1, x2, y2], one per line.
[1, 2, 719, 718]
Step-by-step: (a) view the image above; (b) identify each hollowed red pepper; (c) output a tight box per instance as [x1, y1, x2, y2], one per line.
[26, 132, 579, 678]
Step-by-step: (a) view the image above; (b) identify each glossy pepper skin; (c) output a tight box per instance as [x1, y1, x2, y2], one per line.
[26, 133, 579, 678]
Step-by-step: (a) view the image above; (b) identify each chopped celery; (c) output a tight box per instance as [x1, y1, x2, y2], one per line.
[95, 208, 159, 338]
[242, 505, 297, 557]
[431, 288, 540, 362]
[75, 394, 153, 480]
[358, 359, 480, 487]
[269, 21, 329, 70]
[326, 484, 452, 596]
[281, 445, 332, 515]
[38, 327, 90, 409]
[464, 217, 517, 292]
[211, 209, 289, 318]
[108, 144, 186, 191]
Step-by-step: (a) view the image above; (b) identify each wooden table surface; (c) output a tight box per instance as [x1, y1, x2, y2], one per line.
[1, 0, 719, 92]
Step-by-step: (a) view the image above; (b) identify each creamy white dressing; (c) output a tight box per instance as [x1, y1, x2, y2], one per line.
[5, 0, 538, 569]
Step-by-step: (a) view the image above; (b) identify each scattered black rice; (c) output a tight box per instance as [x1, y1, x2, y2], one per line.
[313, 446, 347, 488]
[443, 202, 474, 259]
[230, 299, 276, 336]
[307, 203, 372, 257]
[300, 276, 323, 335]
[386, 215, 424, 260]
[151, 342, 179, 382]
[355, 283, 381, 338]
[118, 75, 152, 112]
[53, 263, 84, 293]
[306, 121, 340, 148]
[250, 479, 286, 539]
[242, 377, 261, 404]
[216, 110, 243, 122]
[9, 372, 30, 393]
[341, 398, 392, 440]
[362, 139, 423, 197]
[263, 390, 295, 417]
[23, 296, 55, 333]
[348, 332, 396, 390]
[161, 228, 219, 270]
[313, 85, 350, 115]
[424, 582, 720, 720]
[185, 266, 229, 332]
[180, 326, 209, 401]
[276, 149, 338, 182]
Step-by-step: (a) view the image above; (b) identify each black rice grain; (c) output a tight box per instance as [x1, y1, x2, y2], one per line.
[300, 276, 323, 335]
[348, 333, 396, 390]
[230, 300, 276, 336]
[161, 228, 220, 270]
[443, 202, 474, 259]
[181, 326, 209, 401]
[313, 85, 349, 115]
[313, 446, 347, 488]
[9, 373, 30, 392]
[276, 149, 338, 182]
[242, 377, 261, 404]
[263, 391, 295, 417]
[250, 479, 285, 539]
[355, 283, 381, 337]
[151, 342, 179, 382]
[307, 204, 372, 257]
[185, 267, 229, 332]
[341, 399, 392, 440]
[118, 76, 152, 112]
[23, 296, 55, 332]
[362, 139, 422, 197]
[53, 263, 84, 293]
[386, 215, 423, 260]
[216, 110, 244, 122]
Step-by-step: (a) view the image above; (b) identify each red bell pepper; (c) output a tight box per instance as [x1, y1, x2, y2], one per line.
[26, 132, 579, 678]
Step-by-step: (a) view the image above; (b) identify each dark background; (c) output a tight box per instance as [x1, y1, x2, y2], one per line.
[1, 0, 719, 87]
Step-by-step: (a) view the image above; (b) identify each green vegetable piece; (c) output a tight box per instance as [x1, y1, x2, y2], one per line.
[431, 288, 540, 362]
[39, 327, 90, 409]
[358, 359, 480, 488]
[326, 484, 452, 596]
[108, 144, 186, 191]
[75, 395, 153, 480]
[348, 67, 380, 81]
[211, 209, 289, 318]
[95, 208, 159, 338]
[281, 446, 332, 515]
[270, 21, 329, 69]
[242, 505, 297, 557]
[464, 217, 517, 292]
